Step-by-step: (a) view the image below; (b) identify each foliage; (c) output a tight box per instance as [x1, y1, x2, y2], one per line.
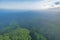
[0, 23, 47, 40]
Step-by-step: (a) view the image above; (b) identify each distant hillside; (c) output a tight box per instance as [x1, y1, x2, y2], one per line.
[0, 10, 60, 40]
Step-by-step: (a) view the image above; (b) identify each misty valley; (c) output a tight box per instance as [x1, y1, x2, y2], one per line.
[0, 10, 60, 40]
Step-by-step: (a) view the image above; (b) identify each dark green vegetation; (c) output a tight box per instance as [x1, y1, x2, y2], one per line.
[0, 23, 47, 40]
[0, 10, 60, 40]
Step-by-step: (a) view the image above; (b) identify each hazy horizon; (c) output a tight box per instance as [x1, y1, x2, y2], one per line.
[0, 0, 60, 10]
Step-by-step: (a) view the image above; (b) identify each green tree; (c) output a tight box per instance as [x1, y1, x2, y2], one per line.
[0, 35, 3, 40]
[30, 32, 47, 40]
[3, 35, 11, 40]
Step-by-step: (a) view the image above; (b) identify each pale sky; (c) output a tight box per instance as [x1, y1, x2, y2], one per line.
[0, 0, 60, 10]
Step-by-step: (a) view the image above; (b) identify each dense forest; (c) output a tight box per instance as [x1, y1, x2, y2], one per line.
[0, 22, 47, 40]
[0, 10, 60, 40]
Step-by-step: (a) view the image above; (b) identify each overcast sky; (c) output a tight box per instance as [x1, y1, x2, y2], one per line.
[0, 0, 60, 10]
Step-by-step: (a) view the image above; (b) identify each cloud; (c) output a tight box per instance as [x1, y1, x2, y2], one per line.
[0, 0, 42, 1]
[55, 2, 60, 5]
[0, 1, 51, 10]
[0, 0, 60, 10]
